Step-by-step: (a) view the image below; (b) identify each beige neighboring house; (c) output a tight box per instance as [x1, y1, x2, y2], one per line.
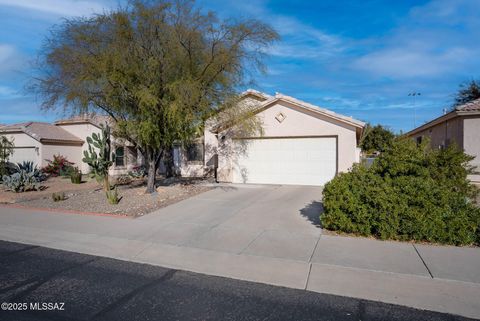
[406, 98, 480, 183]
[175, 89, 365, 186]
[0, 116, 141, 176]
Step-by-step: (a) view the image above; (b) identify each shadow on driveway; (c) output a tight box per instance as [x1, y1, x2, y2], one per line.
[300, 200, 324, 228]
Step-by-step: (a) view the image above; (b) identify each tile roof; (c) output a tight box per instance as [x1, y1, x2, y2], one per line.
[0, 122, 83, 143]
[54, 114, 112, 127]
[212, 89, 365, 132]
[455, 98, 480, 112]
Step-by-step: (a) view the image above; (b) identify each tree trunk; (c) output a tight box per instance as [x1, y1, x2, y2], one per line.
[103, 175, 110, 192]
[164, 146, 174, 178]
[145, 148, 158, 194]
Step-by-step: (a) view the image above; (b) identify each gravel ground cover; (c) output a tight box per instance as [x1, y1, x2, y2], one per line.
[0, 176, 98, 204]
[1, 176, 212, 217]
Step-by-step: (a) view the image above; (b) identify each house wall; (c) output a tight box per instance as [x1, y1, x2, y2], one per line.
[412, 116, 464, 150]
[57, 123, 142, 175]
[175, 133, 215, 178]
[463, 116, 480, 171]
[209, 101, 359, 182]
[3, 133, 41, 166]
[56, 123, 101, 173]
[40, 143, 83, 169]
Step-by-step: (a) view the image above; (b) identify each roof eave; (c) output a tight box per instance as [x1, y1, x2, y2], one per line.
[267, 95, 365, 129]
[54, 119, 102, 128]
[40, 138, 84, 145]
[406, 109, 480, 136]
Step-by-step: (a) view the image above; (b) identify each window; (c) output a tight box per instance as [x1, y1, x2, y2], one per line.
[186, 143, 204, 162]
[115, 146, 125, 167]
[416, 136, 422, 145]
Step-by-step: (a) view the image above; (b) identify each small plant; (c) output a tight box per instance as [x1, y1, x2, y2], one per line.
[42, 154, 74, 177]
[82, 124, 114, 192]
[114, 174, 132, 186]
[70, 167, 82, 184]
[106, 187, 121, 205]
[128, 165, 147, 178]
[13, 161, 46, 182]
[52, 192, 67, 202]
[2, 170, 43, 193]
[0, 134, 14, 179]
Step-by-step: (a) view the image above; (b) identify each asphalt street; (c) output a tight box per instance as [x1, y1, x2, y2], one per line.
[0, 240, 474, 321]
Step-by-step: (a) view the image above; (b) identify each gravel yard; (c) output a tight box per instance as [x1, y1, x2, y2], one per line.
[1, 176, 212, 217]
[0, 176, 98, 204]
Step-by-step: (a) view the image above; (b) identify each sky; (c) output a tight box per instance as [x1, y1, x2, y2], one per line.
[0, 0, 479, 132]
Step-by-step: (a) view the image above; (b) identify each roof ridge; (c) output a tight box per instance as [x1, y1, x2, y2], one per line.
[272, 92, 365, 127]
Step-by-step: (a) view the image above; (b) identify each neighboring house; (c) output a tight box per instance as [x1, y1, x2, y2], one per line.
[0, 121, 84, 169]
[54, 115, 142, 175]
[176, 89, 365, 186]
[0, 117, 142, 176]
[406, 98, 480, 183]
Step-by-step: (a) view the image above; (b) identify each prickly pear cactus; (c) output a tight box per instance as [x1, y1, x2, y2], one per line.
[82, 123, 114, 191]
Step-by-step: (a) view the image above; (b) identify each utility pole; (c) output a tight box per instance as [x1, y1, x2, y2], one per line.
[408, 92, 421, 128]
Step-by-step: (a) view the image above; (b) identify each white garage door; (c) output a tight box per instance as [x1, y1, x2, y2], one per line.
[232, 137, 337, 186]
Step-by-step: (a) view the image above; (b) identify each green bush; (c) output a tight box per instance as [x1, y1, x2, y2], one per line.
[42, 154, 75, 177]
[321, 138, 480, 245]
[106, 187, 121, 205]
[12, 161, 46, 182]
[2, 170, 44, 193]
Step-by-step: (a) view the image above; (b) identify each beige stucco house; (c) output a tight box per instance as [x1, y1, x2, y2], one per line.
[175, 90, 365, 186]
[407, 98, 480, 183]
[2, 90, 365, 186]
[0, 117, 140, 176]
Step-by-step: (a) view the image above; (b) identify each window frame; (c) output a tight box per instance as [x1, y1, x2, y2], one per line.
[185, 143, 204, 164]
[114, 146, 126, 167]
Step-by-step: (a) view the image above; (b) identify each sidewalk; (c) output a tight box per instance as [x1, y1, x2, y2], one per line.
[1, 199, 479, 319]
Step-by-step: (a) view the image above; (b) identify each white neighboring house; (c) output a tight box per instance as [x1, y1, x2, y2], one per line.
[0, 116, 142, 176]
[174, 89, 365, 186]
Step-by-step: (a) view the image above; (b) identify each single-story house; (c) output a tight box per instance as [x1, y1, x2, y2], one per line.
[175, 90, 365, 186]
[0, 117, 140, 176]
[406, 98, 480, 183]
[1, 89, 365, 186]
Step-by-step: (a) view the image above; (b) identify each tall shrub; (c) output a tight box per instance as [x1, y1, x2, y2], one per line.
[321, 137, 480, 245]
[0, 135, 14, 178]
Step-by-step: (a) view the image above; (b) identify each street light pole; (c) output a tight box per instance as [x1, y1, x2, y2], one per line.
[408, 92, 421, 128]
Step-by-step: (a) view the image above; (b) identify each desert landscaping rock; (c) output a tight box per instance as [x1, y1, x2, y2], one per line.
[2, 177, 211, 217]
[0, 176, 99, 204]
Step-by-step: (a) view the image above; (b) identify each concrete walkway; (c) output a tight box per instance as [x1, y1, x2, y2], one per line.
[0, 184, 479, 319]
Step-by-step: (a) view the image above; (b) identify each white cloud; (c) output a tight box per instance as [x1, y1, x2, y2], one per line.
[353, 47, 474, 78]
[0, 44, 26, 76]
[351, 0, 480, 79]
[0, 85, 20, 98]
[0, 0, 109, 17]
[269, 17, 347, 60]
[0, 44, 16, 65]
[225, 1, 347, 60]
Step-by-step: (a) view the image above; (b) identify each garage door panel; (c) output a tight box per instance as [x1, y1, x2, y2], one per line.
[232, 137, 337, 186]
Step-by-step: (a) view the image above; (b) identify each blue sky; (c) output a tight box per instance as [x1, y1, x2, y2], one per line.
[0, 0, 479, 132]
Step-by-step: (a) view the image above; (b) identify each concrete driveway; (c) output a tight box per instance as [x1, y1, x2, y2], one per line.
[139, 184, 323, 261]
